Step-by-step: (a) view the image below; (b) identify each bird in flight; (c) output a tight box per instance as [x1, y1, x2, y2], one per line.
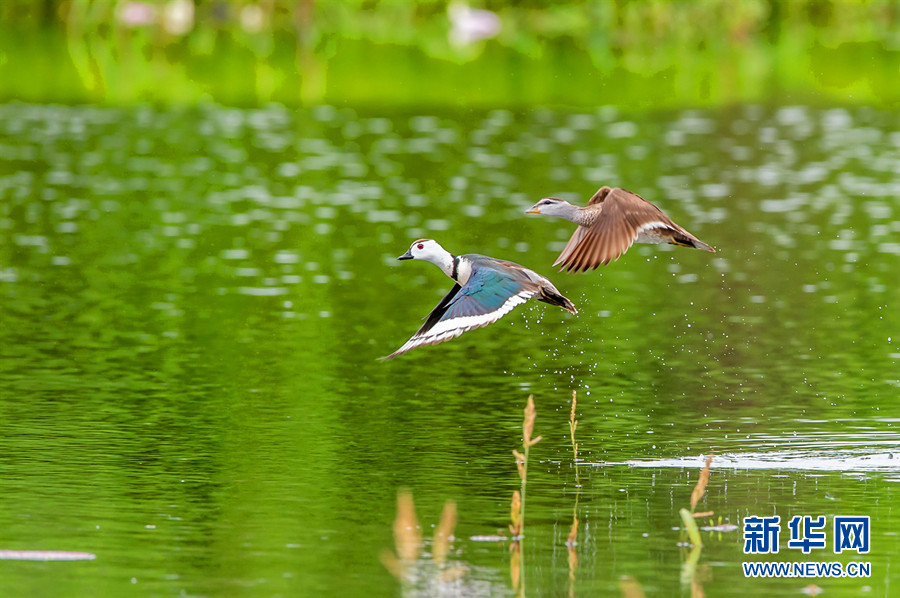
[381, 239, 577, 360]
[526, 186, 715, 273]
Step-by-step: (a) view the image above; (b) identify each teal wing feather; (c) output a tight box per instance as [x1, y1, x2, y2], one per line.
[380, 263, 536, 360]
[444, 264, 533, 318]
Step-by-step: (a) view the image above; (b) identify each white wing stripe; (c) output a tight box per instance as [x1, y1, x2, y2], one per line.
[636, 220, 671, 233]
[422, 291, 532, 339]
[388, 291, 534, 357]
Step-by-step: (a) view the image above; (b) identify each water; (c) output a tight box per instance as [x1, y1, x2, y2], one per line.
[0, 102, 898, 596]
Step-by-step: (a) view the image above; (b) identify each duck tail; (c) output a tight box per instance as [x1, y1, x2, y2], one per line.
[539, 286, 578, 315]
[672, 233, 716, 253]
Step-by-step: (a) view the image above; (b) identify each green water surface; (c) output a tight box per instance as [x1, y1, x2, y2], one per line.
[1, 101, 899, 596]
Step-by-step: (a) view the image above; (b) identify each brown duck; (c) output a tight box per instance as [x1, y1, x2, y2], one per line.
[525, 186, 715, 273]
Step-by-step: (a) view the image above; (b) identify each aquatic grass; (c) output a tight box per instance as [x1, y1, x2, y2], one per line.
[678, 518, 705, 592]
[378, 399, 725, 594]
[566, 534, 578, 598]
[679, 509, 704, 551]
[568, 389, 580, 486]
[381, 394, 556, 595]
[381, 491, 463, 585]
[509, 532, 522, 597]
[679, 455, 714, 593]
[690, 454, 714, 515]
[509, 395, 541, 597]
[566, 390, 580, 597]
[432, 500, 457, 568]
[510, 395, 541, 540]
[680, 454, 714, 548]
[509, 490, 522, 540]
[381, 490, 422, 580]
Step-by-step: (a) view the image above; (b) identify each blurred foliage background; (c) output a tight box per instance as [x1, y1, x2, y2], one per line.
[2, 3, 900, 596]
[1, 0, 899, 108]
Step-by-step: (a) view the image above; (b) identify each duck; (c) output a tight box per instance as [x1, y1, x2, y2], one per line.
[525, 186, 716, 273]
[381, 239, 577, 360]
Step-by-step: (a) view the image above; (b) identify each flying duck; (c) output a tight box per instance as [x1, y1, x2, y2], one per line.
[526, 186, 715, 273]
[381, 239, 577, 360]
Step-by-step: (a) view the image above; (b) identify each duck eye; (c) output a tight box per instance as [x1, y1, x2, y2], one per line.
[417, 243, 424, 250]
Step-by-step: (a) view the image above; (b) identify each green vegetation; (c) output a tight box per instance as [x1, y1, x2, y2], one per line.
[1, 0, 899, 107]
[380, 396, 730, 596]
[3, 37, 900, 592]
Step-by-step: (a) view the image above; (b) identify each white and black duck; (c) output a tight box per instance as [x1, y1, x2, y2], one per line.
[381, 239, 577, 360]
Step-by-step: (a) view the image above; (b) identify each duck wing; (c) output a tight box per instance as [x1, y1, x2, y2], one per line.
[555, 187, 682, 272]
[380, 264, 537, 360]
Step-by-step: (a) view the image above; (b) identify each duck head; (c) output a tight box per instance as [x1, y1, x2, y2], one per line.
[398, 239, 450, 262]
[525, 197, 572, 217]
[525, 197, 585, 224]
[398, 239, 455, 278]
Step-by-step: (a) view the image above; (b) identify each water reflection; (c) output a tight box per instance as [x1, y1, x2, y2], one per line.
[0, 102, 898, 595]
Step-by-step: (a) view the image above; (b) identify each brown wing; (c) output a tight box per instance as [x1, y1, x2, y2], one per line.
[554, 187, 682, 273]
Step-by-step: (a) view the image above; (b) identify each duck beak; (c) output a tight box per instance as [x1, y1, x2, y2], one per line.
[525, 205, 541, 214]
[397, 250, 414, 260]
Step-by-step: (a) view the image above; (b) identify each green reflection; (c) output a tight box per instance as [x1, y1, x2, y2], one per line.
[2, 1, 900, 107]
[1, 102, 899, 596]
